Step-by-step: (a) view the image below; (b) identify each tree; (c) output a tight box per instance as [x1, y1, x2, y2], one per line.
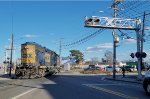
[91, 57, 99, 65]
[70, 50, 84, 64]
[101, 58, 107, 64]
[104, 50, 113, 65]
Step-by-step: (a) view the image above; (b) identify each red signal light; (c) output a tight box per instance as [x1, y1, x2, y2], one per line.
[87, 18, 92, 22]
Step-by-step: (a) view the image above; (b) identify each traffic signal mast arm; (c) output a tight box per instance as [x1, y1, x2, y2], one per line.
[85, 16, 141, 30]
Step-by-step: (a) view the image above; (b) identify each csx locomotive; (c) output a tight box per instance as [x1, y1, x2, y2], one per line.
[15, 42, 60, 78]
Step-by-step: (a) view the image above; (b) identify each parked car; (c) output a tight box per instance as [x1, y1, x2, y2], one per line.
[124, 65, 136, 72]
[84, 65, 99, 71]
[116, 67, 122, 72]
[106, 66, 113, 71]
[99, 65, 105, 71]
[106, 66, 121, 72]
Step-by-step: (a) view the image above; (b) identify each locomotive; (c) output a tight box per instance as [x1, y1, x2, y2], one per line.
[15, 42, 60, 78]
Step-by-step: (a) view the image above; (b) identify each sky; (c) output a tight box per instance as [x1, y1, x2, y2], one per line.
[0, 0, 150, 63]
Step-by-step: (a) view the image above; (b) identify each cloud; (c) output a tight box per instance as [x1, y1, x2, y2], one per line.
[122, 39, 136, 44]
[23, 34, 40, 38]
[86, 43, 113, 52]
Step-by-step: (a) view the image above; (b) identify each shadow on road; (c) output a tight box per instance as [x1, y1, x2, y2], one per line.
[39, 74, 150, 99]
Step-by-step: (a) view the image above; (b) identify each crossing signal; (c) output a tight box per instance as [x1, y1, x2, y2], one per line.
[141, 52, 147, 58]
[135, 52, 141, 58]
[135, 52, 147, 58]
[130, 53, 134, 58]
[87, 18, 92, 22]
[94, 19, 100, 22]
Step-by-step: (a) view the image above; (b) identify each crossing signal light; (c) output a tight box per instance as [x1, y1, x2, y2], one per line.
[94, 19, 100, 22]
[87, 18, 92, 22]
[135, 52, 141, 58]
[135, 52, 147, 58]
[142, 52, 147, 58]
[130, 53, 134, 58]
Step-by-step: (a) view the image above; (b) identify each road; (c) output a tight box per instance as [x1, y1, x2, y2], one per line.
[0, 72, 149, 99]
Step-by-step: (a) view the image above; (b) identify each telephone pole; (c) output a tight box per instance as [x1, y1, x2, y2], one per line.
[141, 11, 146, 55]
[140, 11, 146, 76]
[9, 33, 14, 77]
[59, 38, 63, 66]
[112, 0, 117, 79]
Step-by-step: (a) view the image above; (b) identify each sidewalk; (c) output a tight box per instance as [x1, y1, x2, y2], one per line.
[0, 69, 11, 80]
[105, 74, 144, 84]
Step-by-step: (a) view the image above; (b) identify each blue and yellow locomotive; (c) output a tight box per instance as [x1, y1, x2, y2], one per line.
[15, 42, 60, 78]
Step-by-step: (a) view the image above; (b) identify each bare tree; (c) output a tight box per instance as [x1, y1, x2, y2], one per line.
[91, 57, 99, 65]
[104, 50, 113, 65]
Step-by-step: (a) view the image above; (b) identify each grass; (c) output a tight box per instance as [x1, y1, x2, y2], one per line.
[80, 70, 112, 74]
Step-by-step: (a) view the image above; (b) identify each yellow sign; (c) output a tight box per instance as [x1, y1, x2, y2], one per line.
[21, 45, 36, 63]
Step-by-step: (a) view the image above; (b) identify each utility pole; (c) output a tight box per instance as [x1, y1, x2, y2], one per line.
[4, 49, 7, 74]
[140, 11, 146, 76]
[59, 38, 63, 66]
[136, 18, 142, 79]
[9, 33, 14, 77]
[112, 0, 117, 79]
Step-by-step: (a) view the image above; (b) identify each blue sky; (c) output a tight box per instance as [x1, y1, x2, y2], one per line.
[0, 1, 150, 63]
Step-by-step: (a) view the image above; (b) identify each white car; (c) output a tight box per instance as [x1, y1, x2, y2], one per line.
[106, 66, 121, 72]
[106, 66, 113, 71]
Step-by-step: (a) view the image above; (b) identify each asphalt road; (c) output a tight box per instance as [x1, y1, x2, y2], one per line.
[0, 72, 150, 99]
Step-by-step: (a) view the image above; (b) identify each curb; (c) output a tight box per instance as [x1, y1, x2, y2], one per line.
[105, 77, 143, 84]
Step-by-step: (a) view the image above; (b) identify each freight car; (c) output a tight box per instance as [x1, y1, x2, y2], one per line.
[15, 42, 60, 78]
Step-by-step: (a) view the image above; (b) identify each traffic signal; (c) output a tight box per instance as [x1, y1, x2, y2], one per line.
[141, 52, 147, 58]
[94, 19, 100, 22]
[135, 52, 141, 58]
[85, 18, 93, 26]
[87, 18, 93, 22]
[135, 52, 147, 58]
[130, 53, 134, 58]
[93, 18, 100, 25]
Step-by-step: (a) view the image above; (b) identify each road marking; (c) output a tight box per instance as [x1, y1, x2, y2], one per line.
[84, 84, 139, 99]
[83, 84, 119, 86]
[104, 80, 142, 88]
[11, 88, 36, 99]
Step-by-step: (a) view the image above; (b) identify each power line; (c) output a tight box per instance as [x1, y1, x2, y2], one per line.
[62, 1, 150, 49]
[62, 29, 105, 48]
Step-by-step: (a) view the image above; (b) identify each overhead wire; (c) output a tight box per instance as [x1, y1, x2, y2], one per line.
[62, 0, 150, 49]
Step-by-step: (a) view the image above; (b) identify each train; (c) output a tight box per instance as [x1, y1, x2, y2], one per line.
[15, 42, 60, 78]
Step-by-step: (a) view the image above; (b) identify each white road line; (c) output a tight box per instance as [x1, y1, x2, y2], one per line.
[83, 84, 119, 86]
[84, 85, 139, 99]
[104, 80, 142, 88]
[11, 88, 36, 99]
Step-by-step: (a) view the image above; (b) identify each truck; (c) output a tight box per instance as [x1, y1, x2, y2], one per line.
[143, 64, 150, 95]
